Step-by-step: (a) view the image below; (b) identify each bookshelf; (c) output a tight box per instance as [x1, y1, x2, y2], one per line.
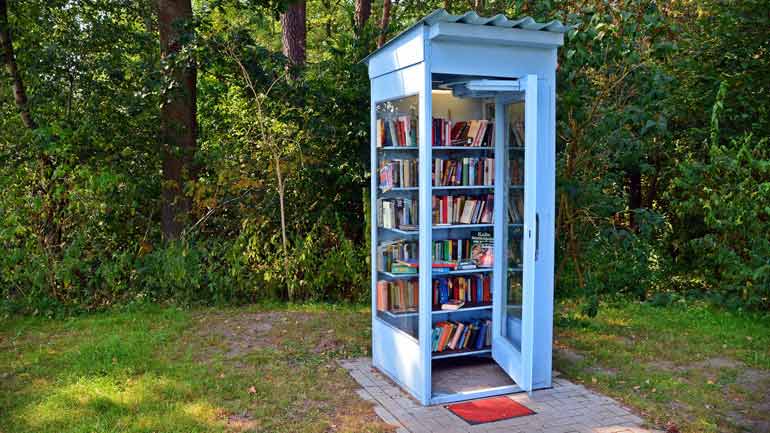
[365, 8, 564, 406]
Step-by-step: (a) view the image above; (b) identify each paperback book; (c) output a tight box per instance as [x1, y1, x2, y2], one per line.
[471, 231, 494, 268]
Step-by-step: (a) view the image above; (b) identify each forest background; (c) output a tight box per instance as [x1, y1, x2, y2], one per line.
[0, 0, 768, 316]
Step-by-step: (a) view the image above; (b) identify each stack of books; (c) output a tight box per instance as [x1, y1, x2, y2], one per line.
[377, 115, 417, 147]
[433, 158, 495, 186]
[377, 241, 418, 274]
[380, 159, 418, 190]
[378, 198, 418, 230]
[376, 280, 418, 313]
[432, 194, 493, 225]
[433, 275, 492, 305]
[432, 319, 492, 352]
[432, 118, 495, 147]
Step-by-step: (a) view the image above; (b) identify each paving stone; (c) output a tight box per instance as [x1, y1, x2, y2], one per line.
[340, 357, 658, 433]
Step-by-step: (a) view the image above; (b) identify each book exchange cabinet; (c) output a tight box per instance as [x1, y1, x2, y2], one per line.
[363, 10, 568, 405]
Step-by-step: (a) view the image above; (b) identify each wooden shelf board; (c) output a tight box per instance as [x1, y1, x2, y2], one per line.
[379, 186, 419, 191]
[378, 146, 418, 150]
[432, 224, 493, 230]
[379, 227, 419, 236]
[433, 268, 493, 276]
[432, 303, 492, 314]
[432, 185, 494, 190]
[432, 147, 494, 150]
[432, 348, 491, 360]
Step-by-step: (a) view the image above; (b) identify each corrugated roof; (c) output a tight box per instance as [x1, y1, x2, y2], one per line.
[363, 9, 570, 63]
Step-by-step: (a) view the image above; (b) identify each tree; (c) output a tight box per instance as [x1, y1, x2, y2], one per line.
[1, 0, 63, 253]
[0, 0, 34, 130]
[377, 0, 391, 48]
[280, 0, 306, 67]
[158, 0, 197, 240]
[354, 0, 371, 36]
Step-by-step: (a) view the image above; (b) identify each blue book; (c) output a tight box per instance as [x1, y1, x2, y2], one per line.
[475, 321, 487, 350]
[432, 327, 441, 351]
[438, 278, 449, 304]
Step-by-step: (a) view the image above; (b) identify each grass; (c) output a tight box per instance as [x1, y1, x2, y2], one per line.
[554, 300, 770, 433]
[1, 301, 768, 433]
[0, 303, 390, 433]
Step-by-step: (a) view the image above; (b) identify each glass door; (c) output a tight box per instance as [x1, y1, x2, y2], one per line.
[492, 75, 538, 391]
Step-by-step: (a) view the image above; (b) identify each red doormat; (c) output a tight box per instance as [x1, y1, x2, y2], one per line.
[446, 396, 535, 425]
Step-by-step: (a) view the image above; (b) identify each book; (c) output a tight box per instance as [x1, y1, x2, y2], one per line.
[432, 158, 494, 187]
[432, 194, 493, 225]
[378, 115, 417, 147]
[432, 319, 491, 353]
[441, 300, 465, 311]
[379, 159, 418, 190]
[376, 280, 418, 313]
[377, 240, 418, 273]
[457, 259, 477, 270]
[378, 198, 418, 229]
[448, 322, 464, 349]
[471, 231, 494, 268]
[432, 274, 491, 305]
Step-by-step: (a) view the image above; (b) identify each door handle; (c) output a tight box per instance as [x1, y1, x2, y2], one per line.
[535, 213, 540, 261]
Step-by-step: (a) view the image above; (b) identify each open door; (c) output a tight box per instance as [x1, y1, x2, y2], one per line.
[492, 75, 538, 392]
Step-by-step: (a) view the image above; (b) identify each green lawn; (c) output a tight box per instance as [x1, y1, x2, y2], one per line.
[0, 304, 389, 433]
[1, 302, 768, 433]
[554, 301, 770, 433]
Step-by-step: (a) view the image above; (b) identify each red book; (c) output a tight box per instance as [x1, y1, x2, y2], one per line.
[483, 277, 491, 302]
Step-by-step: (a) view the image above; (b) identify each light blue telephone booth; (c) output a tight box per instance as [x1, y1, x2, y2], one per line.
[364, 9, 567, 405]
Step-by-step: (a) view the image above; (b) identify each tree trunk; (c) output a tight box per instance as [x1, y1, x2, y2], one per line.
[443, 0, 451, 12]
[377, 0, 391, 48]
[158, 0, 197, 240]
[280, 1, 306, 67]
[0, 0, 35, 130]
[354, 0, 371, 35]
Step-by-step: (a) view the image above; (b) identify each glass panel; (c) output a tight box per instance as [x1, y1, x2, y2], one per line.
[429, 89, 494, 358]
[502, 101, 525, 350]
[375, 95, 419, 339]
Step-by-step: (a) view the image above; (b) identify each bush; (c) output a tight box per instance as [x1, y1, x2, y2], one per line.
[668, 134, 770, 309]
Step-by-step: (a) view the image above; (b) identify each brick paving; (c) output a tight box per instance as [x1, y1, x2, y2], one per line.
[340, 358, 663, 433]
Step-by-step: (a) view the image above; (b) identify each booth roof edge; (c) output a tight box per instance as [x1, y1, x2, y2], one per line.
[360, 8, 572, 65]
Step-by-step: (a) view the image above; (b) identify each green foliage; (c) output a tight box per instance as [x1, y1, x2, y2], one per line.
[0, 0, 768, 313]
[668, 134, 770, 309]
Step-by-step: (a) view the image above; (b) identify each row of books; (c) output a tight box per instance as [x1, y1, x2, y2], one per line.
[377, 116, 417, 148]
[433, 118, 494, 147]
[433, 194, 493, 225]
[434, 158, 494, 187]
[376, 280, 418, 313]
[433, 274, 492, 305]
[510, 156, 524, 185]
[379, 159, 418, 190]
[378, 232, 493, 274]
[377, 240, 418, 274]
[510, 121, 524, 147]
[378, 198, 418, 230]
[433, 319, 492, 352]
[378, 156, 522, 190]
[508, 193, 524, 224]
